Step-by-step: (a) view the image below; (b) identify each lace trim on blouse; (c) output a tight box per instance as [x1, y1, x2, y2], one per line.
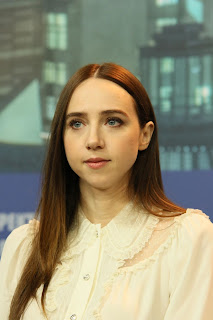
[61, 202, 160, 261]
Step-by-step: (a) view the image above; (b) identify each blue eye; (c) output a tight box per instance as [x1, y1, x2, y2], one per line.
[69, 120, 83, 129]
[107, 117, 123, 127]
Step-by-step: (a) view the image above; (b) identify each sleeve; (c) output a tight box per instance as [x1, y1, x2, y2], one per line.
[164, 211, 213, 320]
[0, 223, 33, 320]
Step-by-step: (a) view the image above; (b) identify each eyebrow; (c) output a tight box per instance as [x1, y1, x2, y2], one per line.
[65, 109, 129, 120]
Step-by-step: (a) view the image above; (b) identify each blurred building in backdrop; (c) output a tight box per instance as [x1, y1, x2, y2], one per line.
[41, 0, 70, 133]
[0, 0, 44, 171]
[0, 0, 212, 171]
[140, 23, 213, 170]
[139, 0, 213, 170]
[0, 0, 43, 112]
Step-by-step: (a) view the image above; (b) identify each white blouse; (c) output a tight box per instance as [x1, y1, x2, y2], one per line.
[1, 203, 213, 320]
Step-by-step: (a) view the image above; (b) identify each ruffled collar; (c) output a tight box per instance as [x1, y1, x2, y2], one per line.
[62, 202, 160, 261]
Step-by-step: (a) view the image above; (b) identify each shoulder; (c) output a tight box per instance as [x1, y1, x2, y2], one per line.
[0, 219, 39, 294]
[166, 209, 213, 297]
[170, 208, 213, 256]
[174, 208, 213, 239]
[1, 219, 39, 261]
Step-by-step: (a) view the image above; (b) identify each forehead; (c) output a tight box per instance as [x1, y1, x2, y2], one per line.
[66, 78, 135, 114]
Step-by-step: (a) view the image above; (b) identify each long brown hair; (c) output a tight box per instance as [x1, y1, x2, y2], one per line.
[9, 63, 185, 319]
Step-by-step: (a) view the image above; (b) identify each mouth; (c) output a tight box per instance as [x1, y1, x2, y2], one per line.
[84, 158, 110, 169]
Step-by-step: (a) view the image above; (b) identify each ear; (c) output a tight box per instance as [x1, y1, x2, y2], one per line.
[138, 121, 154, 151]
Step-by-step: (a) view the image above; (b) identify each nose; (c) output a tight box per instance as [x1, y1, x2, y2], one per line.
[86, 126, 105, 150]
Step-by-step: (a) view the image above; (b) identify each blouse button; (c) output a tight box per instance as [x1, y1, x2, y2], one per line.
[83, 273, 90, 280]
[70, 314, 77, 320]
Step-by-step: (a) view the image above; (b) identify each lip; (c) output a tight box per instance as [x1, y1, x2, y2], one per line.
[84, 158, 110, 169]
[85, 157, 109, 163]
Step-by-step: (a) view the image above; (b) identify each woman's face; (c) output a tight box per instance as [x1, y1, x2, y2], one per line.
[63, 78, 154, 192]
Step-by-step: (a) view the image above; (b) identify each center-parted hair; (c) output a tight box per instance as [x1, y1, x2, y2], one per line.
[9, 63, 185, 320]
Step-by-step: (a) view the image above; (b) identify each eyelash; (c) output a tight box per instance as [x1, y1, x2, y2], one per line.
[68, 117, 124, 129]
[106, 117, 124, 127]
[69, 119, 84, 129]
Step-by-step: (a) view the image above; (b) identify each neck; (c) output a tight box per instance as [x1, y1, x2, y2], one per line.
[79, 182, 130, 227]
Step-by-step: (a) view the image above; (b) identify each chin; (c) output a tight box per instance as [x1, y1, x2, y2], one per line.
[82, 177, 116, 191]
[88, 181, 112, 191]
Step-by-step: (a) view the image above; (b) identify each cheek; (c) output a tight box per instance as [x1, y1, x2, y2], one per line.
[116, 132, 139, 151]
[113, 134, 139, 164]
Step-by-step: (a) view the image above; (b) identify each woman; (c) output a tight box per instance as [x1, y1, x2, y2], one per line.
[0, 63, 213, 320]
